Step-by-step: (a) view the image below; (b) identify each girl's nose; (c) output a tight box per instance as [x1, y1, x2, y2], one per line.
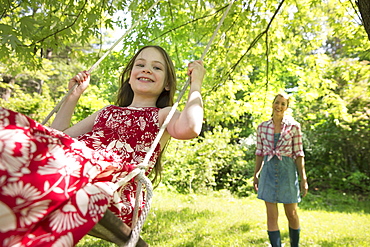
[142, 67, 152, 74]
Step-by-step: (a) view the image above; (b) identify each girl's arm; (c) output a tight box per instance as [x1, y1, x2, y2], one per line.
[51, 71, 93, 137]
[165, 60, 205, 140]
[63, 111, 100, 138]
[295, 156, 308, 197]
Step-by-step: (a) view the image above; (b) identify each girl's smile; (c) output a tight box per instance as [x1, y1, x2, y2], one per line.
[138, 77, 154, 82]
[128, 47, 169, 107]
[129, 47, 167, 94]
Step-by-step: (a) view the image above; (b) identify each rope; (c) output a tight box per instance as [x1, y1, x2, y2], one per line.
[124, 173, 153, 247]
[41, 0, 161, 125]
[40, 0, 234, 245]
[137, 0, 235, 171]
[121, 1, 235, 246]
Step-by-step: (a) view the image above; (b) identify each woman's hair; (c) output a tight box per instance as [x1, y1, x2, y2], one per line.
[271, 92, 290, 117]
[115, 46, 177, 187]
[115, 45, 177, 108]
[272, 92, 290, 107]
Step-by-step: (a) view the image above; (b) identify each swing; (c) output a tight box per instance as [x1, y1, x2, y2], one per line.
[88, 210, 148, 247]
[41, 1, 235, 246]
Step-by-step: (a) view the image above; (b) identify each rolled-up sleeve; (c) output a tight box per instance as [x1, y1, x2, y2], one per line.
[255, 125, 263, 156]
[292, 123, 304, 159]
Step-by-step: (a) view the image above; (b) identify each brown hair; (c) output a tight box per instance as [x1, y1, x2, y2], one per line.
[115, 45, 177, 108]
[115, 46, 177, 187]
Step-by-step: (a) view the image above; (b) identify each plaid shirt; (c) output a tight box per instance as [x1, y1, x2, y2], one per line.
[255, 116, 304, 161]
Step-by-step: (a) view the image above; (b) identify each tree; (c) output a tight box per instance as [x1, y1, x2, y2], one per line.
[357, 0, 370, 40]
[1, 0, 369, 194]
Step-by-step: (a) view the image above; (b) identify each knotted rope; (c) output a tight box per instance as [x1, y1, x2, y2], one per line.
[119, 1, 235, 246]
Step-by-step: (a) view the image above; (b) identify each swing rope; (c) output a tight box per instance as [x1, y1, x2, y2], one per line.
[40, 0, 234, 245]
[120, 1, 235, 246]
[41, 0, 161, 125]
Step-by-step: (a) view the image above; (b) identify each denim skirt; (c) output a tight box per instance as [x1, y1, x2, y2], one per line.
[257, 155, 301, 204]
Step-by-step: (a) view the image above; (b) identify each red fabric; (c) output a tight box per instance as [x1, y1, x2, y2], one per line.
[0, 105, 161, 246]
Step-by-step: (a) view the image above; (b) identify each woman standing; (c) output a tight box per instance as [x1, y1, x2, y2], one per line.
[253, 93, 308, 247]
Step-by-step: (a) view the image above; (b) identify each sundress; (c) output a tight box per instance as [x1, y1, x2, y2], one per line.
[255, 117, 304, 204]
[0, 105, 161, 247]
[257, 133, 300, 203]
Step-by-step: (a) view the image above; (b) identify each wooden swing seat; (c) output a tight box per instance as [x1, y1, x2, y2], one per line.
[88, 209, 148, 247]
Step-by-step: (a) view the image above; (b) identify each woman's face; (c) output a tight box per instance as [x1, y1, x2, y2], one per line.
[272, 95, 288, 117]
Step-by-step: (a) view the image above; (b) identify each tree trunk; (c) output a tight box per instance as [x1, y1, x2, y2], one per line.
[357, 0, 370, 41]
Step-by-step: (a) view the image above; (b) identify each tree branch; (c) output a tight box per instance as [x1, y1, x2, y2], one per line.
[26, 0, 89, 48]
[208, 0, 285, 95]
[149, 4, 229, 43]
[1, 0, 21, 20]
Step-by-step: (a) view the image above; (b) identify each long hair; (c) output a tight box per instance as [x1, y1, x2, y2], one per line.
[271, 92, 290, 117]
[115, 46, 177, 187]
[115, 45, 177, 108]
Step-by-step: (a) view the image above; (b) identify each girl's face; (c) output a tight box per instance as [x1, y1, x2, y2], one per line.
[129, 47, 169, 97]
[272, 95, 288, 117]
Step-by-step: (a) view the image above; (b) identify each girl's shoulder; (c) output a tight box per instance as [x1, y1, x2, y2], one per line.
[158, 106, 180, 125]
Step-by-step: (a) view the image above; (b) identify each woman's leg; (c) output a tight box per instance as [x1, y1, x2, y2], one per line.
[265, 202, 279, 230]
[283, 203, 300, 229]
[284, 203, 300, 247]
[265, 202, 281, 247]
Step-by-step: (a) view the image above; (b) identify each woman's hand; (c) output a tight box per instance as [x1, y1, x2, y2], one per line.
[300, 179, 308, 197]
[253, 176, 259, 192]
[69, 70, 90, 96]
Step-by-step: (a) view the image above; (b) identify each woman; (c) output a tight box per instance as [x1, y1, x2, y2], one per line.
[253, 93, 308, 247]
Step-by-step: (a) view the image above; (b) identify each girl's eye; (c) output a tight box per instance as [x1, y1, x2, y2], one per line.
[153, 66, 162, 70]
[135, 63, 144, 67]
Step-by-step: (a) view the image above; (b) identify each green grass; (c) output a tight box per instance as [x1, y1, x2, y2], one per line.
[77, 187, 370, 246]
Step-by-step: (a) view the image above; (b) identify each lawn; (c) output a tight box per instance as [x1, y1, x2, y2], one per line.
[77, 187, 370, 246]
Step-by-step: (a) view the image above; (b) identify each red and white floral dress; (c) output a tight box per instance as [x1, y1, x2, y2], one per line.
[0, 105, 161, 247]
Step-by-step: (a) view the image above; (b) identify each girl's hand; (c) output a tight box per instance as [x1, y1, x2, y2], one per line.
[187, 60, 206, 86]
[69, 71, 90, 95]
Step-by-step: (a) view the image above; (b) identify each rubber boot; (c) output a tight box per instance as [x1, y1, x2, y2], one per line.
[289, 227, 300, 247]
[268, 230, 281, 247]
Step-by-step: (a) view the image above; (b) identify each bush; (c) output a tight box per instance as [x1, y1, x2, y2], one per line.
[162, 126, 254, 195]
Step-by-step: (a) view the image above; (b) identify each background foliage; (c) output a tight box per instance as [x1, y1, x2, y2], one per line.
[1, 0, 369, 196]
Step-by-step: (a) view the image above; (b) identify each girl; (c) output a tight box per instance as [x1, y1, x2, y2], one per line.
[0, 45, 206, 246]
[253, 93, 308, 247]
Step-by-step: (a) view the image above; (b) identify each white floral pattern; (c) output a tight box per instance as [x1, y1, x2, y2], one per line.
[0, 106, 161, 246]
